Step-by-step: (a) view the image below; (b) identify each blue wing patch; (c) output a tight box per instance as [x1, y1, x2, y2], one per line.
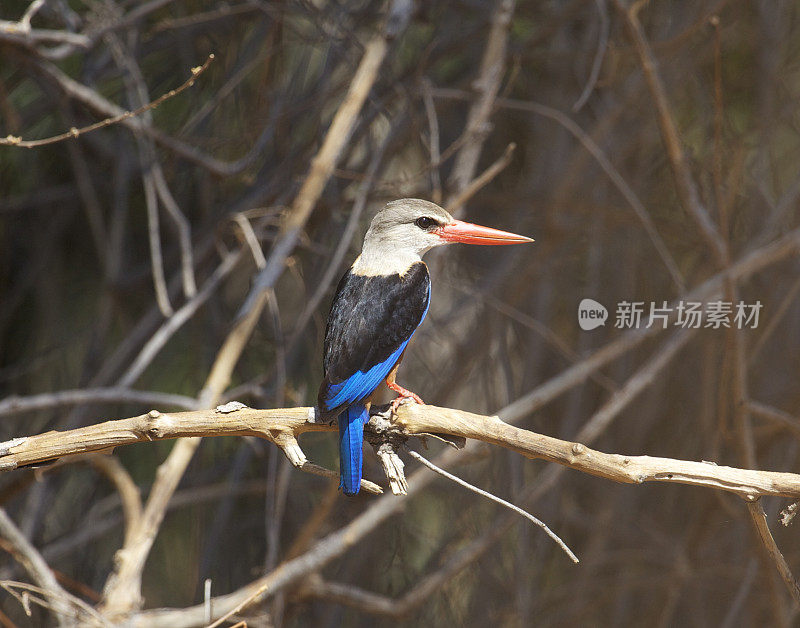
[323, 340, 410, 409]
[319, 262, 432, 415]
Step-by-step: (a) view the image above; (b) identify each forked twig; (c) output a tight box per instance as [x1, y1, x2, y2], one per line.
[0, 580, 108, 626]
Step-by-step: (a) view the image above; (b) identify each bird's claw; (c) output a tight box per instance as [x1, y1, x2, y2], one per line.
[389, 397, 412, 414]
[387, 382, 424, 414]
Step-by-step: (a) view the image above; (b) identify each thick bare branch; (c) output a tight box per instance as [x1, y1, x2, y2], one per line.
[2, 404, 800, 500]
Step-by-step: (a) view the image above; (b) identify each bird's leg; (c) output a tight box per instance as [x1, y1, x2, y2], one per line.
[388, 382, 424, 411]
[385, 366, 423, 413]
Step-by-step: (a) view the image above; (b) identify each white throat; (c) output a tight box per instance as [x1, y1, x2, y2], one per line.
[351, 245, 422, 277]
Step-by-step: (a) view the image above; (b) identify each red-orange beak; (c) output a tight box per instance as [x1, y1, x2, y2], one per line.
[436, 220, 534, 245]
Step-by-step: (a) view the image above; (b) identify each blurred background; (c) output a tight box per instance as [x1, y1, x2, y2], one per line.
[2, 0, 800, 625]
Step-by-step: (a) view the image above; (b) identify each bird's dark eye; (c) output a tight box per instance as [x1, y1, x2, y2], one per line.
[415, 216, 437, 231]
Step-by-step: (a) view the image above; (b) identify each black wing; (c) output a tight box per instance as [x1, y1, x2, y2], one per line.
[318, 262, 430, 409]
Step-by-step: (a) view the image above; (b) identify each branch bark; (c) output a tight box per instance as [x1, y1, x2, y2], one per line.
[5, 400, 800, 625]
[3, 403, 800, 500]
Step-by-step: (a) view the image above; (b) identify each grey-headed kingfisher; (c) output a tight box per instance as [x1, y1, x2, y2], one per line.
[318, 199, 533, 495]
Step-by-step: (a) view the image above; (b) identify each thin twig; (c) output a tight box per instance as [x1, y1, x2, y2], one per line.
[710, 14, 727, 237]
[613, 0, 729, 267]
[445, 143, 516, 213]
[572, 0, 609, 112]
[0, 581, 107, 627]
[746, 500, 800, 606]
[407, 449, 579, 563]
[748, 272, 800, 362]
[234, 214, 267, 269]
[203, 579, 212, 625]
[0, 55, 215, 148]
[20, 0, 46, 31]
[0, 510, 88, 626]
[151, 167, 197, 298]
[749, 401, 800, 437]
[421, 78, 443, 205]
[447, 0, 516, 213]
[298, 462, 383, 495]
[0, 387, 198, 417]
[432, 87, 686, 293]
[143, 172, 173, 316]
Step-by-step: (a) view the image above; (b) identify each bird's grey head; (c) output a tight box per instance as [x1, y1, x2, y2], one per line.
[354, 199, 454, 275]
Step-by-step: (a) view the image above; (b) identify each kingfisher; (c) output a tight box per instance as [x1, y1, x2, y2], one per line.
[318, 199, 533, 495]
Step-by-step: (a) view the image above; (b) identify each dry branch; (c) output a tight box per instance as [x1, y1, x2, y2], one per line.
[447, 0, 516, 212]
[0, 55, 214, 148]
[613, 0, 729, 267]
[6, 400, 800, 625]
[747, 501, 800, 606]
[0, 509, 94, 626]
[406, 449, 579, 563]
[2, 404, 800, 500]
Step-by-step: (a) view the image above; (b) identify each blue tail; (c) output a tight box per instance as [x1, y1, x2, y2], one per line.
[338, 404, 369, 495]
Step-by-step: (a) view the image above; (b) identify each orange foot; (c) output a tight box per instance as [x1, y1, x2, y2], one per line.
[387, 381, 424, 414]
